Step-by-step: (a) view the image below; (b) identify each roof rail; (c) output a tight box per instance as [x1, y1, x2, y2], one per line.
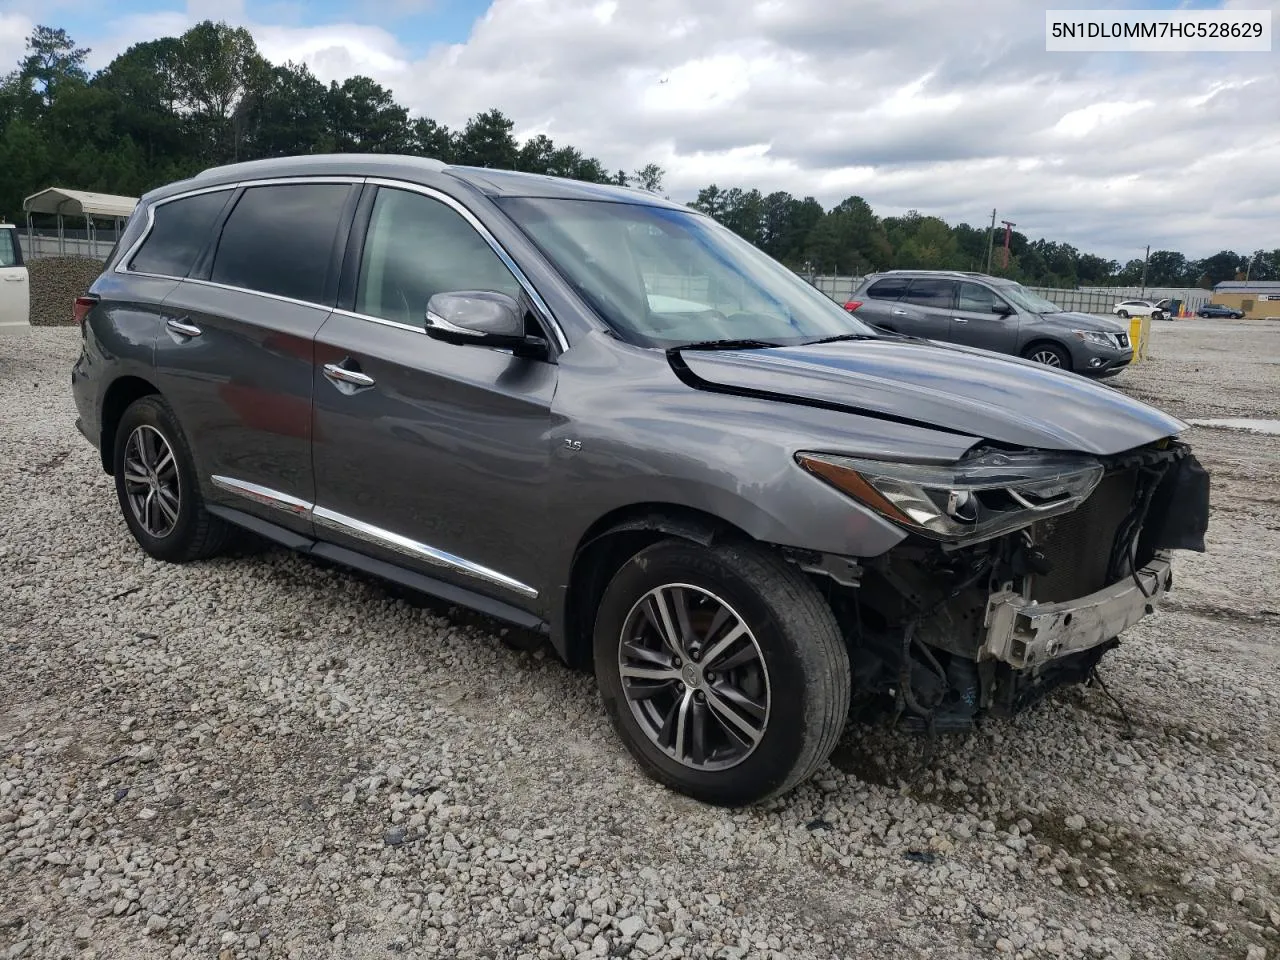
[193, 153, 449, 181]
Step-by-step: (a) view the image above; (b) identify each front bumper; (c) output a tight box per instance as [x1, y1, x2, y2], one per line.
[1072, 341, 1133, 376]
[981, 554, 1173, 671]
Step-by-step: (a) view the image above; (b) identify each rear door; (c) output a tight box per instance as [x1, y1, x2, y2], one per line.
[309, 183, 556, 609]
[855, 275, 910, 330]
[153, 179, 361, 533]
[897, 278, 956, 339]
[949, 280, 1019, 354]
[0, 228, 30, 328]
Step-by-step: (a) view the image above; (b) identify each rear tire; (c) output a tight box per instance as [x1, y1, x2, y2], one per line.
[593, 539, 851, 807]
[113, 396, 234, 563]
[1022, 342, 1072, 370]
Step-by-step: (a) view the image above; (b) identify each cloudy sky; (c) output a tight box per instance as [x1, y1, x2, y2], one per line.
[1, 0, 1277, 260]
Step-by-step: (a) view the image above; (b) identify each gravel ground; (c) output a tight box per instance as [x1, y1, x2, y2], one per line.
[24, 259, 107, 327]
[1, 321, 1277, 960]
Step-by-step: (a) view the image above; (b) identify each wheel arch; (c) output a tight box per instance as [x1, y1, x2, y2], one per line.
[99, 375, 163, 474]
[1020, 337, 1073, 371]
[559, 503, 754, 669]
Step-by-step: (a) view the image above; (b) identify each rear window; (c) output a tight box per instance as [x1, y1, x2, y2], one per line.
[866, 277, 909, 300]
[129, 190, 232, 277]
[903, 278, 956, 309]
[210, 183, 352, 304]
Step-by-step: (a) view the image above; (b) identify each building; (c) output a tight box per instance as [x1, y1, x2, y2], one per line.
[1211, 280, 1280, 319]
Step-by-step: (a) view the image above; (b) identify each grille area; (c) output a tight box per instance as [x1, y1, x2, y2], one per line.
[1029, 469, 1137, 603]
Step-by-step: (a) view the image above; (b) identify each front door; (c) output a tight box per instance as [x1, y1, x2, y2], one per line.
[949, 281, 1020, 353]
[310, 184, 557, 610]
[0, 229, 30, 327]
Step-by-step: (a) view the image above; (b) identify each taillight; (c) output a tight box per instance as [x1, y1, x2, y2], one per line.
[843, 300, 863, 312]
[73, 296, 96, 327]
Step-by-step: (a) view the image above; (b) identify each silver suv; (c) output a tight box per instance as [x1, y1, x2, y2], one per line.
[849, 270, 1132, 377]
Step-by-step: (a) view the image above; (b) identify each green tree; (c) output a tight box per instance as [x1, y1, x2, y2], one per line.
[455, 108, 518, 168]
[326, 76, 409, 153]
[172, 21, 269, 161]
[632, 163, 664, 193]
[18, 26, 89, 111]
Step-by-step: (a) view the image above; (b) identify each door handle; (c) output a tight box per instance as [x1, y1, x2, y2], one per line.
[323, 361, 375, 394]
[953, 317, 968, 323]
[2, 276, 25, 282]
[891, 308, 908, 316]
[165, 318, 202, 338]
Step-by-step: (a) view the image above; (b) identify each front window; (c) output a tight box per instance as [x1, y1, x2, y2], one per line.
[497, 198, 877, 347]
[999, 283, 1064, 314]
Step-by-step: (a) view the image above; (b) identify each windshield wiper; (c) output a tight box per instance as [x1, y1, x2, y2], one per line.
[672, 338, 785, 352]
[799, 333, 881, 346]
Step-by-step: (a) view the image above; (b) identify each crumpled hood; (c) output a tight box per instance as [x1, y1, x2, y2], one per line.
[675, 339, 1186, 455]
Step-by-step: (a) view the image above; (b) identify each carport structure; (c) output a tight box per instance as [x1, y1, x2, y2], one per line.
[22, 187, 138, 258]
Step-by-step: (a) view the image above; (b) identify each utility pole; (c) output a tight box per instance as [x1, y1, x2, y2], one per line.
[984, 208, 997, 274]
[1140, 244, 1150, 296]
[1000, 220, 1016, 270]
[1245, 250, 1262, 282]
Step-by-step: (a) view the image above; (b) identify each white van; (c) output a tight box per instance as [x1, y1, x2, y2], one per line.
[0, 224, 31, 328]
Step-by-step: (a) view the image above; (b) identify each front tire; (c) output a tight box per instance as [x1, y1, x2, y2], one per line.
[1116, 310, 1129, 319]
[113, 396, 234, 563]
[593, 539, 851, 806]
[1023, 342, 1072, 370]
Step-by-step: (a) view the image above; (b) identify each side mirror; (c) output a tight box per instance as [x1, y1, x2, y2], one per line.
[425, 291, 548, 358]
[991, 302, 1014, 315]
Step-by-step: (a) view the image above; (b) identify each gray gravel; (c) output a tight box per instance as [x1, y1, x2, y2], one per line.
[1, 320, 1278, 960]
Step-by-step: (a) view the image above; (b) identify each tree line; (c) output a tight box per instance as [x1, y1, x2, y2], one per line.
[3, 22, 1275, 290]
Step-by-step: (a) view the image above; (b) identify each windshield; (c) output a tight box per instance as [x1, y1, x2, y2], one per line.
[999, 283, 1064, 314]
[497, 197, 877, 347]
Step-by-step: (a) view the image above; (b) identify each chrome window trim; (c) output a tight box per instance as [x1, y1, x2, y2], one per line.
[363, 177, 569, 352]
[185, 276, 334, 313]
[211, 475, 312, 516]
[330, 307, 423, 335]
[113, 176, 366, 279]
[112, 173, 569, 353]
[211, 474, 538, 599]
[311, 505, 538, 598]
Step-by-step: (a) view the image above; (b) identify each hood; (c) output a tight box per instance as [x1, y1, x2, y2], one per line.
[674, 339, 1185, 456]
[1038, 310, 1128, 333]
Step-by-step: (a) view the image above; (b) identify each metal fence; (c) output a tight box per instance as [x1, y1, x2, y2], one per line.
[23, 234, 117, 260]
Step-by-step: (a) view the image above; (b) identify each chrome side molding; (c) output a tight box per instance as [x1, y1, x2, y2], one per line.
[210, 475, 537, 599]
[212, 475, 311, 516]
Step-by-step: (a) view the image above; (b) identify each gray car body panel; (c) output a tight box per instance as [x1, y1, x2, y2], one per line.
[74, 155, 1189, 660]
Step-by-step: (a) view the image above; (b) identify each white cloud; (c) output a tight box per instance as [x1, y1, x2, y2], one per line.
[48, 0, 1280, 257]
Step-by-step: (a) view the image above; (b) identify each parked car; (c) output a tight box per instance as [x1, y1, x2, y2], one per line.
[0, 224, 31, 329]
[848, 270, 1133, 376]
[1196, 303, 1244, 319]
[1113, 299, 1168, 321]
[70, 155, 1210, 806]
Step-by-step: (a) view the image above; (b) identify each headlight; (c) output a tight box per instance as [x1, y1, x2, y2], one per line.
[1072, 329, 1117, 347]
[796, 449, 1105, 543]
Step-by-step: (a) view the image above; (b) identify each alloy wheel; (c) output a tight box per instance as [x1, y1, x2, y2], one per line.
[1029, 349, 1063, 367]
[122, 425, 181, 539]
[617, 584, 771, 771]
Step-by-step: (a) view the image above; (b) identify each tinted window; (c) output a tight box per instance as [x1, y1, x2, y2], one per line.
[958, 282, 1005, 313]
[866, 277, 910, 300]
[129, 191, 230, 277]
[356, 187, 521, 326]
[903, 278, 955, 309]
[0, 230, 17, 267]
[211, 184, 351, 303]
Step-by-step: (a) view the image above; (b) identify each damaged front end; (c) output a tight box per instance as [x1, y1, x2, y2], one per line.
[795, 440, 1210, 730]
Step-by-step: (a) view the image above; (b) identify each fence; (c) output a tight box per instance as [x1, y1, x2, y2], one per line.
[804, 275, 1211, 316]
[23, 234, 117, 260]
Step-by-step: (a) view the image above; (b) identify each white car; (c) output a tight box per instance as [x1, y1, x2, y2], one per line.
[0, 224, 31, 328]
[1113, 299, 1169, 321]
